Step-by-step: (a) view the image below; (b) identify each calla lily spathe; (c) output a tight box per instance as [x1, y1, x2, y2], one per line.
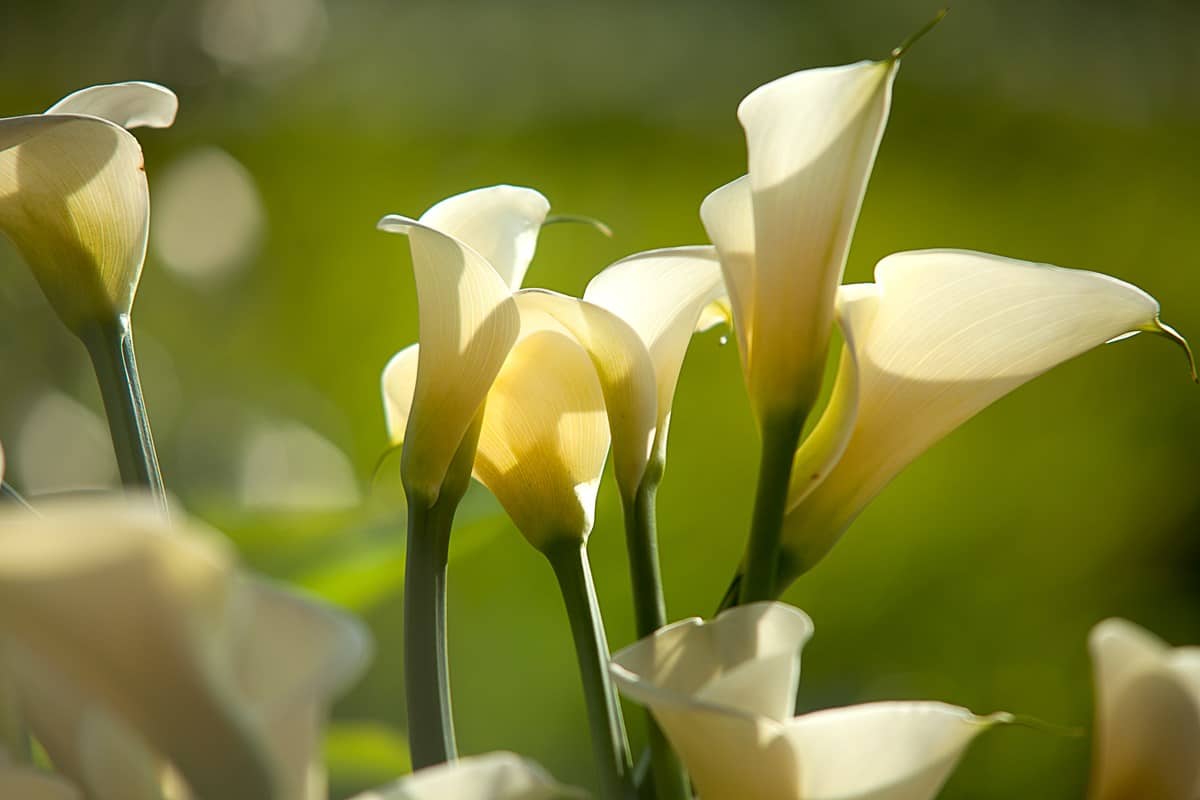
[348, 751, 586, 800]
[0, 82, 177, 334]
[611, 602, 1005, 800]
[701, 59, 896, 425]
[1088, 618, 1200, 800]
[378, 185, 550, 504]
[0, 497, 371, 800]
[772, 250, 1192, 585]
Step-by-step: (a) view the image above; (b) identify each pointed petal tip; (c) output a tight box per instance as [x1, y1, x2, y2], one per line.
[1147, 318, 1198, 383]
[544, 213, 614, 239]
[1004, 712, 1085, 738]
[890, 8, 949, 60]
[375, 214, 417, 234]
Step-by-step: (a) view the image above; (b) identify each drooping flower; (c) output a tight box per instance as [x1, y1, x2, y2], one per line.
[611, 602, 1006, 800]
[1087, 618, 1200, 800]
[347, 751, 586, 800]
[0, 82, 177, 335]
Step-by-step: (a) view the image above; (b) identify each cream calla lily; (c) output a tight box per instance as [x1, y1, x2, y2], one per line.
[0, 82, 177, 333]
[773, 249, 1191, 583]
[0, 497, 371, 800]
[1088, 619, 1200, 800]
[701, 59, 897, 423]
[347, 751, 586, 800]
[611, 602, 1005, 800]
[378, 185, 551, 503]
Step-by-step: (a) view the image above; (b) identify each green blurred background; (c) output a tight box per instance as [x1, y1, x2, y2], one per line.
[2, 0, 1199, 796]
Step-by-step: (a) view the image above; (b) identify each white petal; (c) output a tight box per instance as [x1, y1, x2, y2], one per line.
[779, 702, 1005, 800]
[381, 344, 420, 445]
[515, 289, 657, 499]
[583, 246, 727, 463]
[46, 82, 179, 130]
[737, 60, 897, 420]
[700, 176, 754, 367]
[378, 215, 521, 502]
[349, 751, 586, 800]
[780, 250, 1177, 581]
[1088, 619, 1200, 800]
[0, 114, 149, 330]
[0, 766, 80, 799]
[418, 185, 550, 290]
[474, 327, 610, 548]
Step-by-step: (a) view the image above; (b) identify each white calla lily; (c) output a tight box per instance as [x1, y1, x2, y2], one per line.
[348, 751, 586, 800]
[0, 82, 176, 333]
[772, 249, 1192, 584]
[612, 602, 1006, 800]
[701, 60, 897, 424]
[0, 497, 371, 800]
[1088, 619, 1200, 800]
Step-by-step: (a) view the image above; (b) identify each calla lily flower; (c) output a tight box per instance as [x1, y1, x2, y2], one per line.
[611, 602, 1006, 800]
[700, 59, 896, 425]
[0, 82, 177, 334]
[772, 250, 1193, 585]
[377, 185, 551, 503]
[347, 751, 586, 800]
[0, 497, 371, 800]
[1087, 618, 1200, 800]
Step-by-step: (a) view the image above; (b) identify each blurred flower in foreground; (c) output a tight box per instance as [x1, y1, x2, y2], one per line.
[611, 602, 1007, 800]
[0, 497, 371, 800]
[348, 751, 585, 800]
[772, 250, 1194, 586]
[0, 82, 176, 335]
[1088, 618, 1200, 800]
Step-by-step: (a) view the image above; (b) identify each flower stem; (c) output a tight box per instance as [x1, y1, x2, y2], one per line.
[740, 413, 805, 604]
[404, 493, 458, 768]
[78, 315, 166, 511]
[621, 469, 690, 800]
[545, 540, 635, 800]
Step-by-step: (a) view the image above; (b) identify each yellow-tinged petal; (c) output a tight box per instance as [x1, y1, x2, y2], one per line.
[347, 751, 586, 800]
[714, 60, 897, 422]
[1088, 619, 1200, 800]
[377, 215, 521, 503]
[381, 344, 420, 446]
[779, 249, 1184, 582]
[0, 766, 80, 800]
[700, 176, 754, 368]
[583, 246, 727, 464]
[474, 327, 610, 549]
[513, 289, 657, 500]
[0, 114, 149, 331]
[418, 185, 551, 291]
[46, 82, 179, 130]
[612, 602, 1002, 800]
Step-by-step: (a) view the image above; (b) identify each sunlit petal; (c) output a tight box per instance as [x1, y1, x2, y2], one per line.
[0, 114, 149, 330]
[474, 326, 610, 549]
[583, 246, 727, 464]
[780, 250, 1184, 581]
[348, 751, 586, 800]
[418, 185, 550, 290]
[1088, 619, 1200, 800]
[700, 176, 754, 367]
[46, 82, 178, 130]
[378, 215, 521, 502]
[735, 60, 897, 420]
[381, 344, 420, 446]
[514, 289, 657, 499]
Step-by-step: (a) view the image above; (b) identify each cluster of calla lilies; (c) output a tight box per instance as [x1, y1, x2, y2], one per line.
[0, 30, 1197, 800]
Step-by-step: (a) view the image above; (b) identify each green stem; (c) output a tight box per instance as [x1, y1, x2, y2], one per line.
[404, 494, 457, 768]
[621, 470, 689, 800]
[740, 414, 805, 604]
[545, 541, 635, 800]
[79, 315, 166, 511]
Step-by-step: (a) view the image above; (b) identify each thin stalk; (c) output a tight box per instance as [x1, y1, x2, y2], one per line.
[404, 494, 457, 768]
[621, 468, 689, 800]
[1, 482, 36, 513]
[545, 540, 635, 800]
[740, 414, 805, 604]
[78, 315, 166, 511]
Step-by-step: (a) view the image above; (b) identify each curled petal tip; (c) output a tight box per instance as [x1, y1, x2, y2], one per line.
[376, 214, 416, 234]
[890, 7, 949, 60]
[1142, 318, 1198, 383]
[1004, 713, 1085, 738]
[545, 213, 614, 238]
